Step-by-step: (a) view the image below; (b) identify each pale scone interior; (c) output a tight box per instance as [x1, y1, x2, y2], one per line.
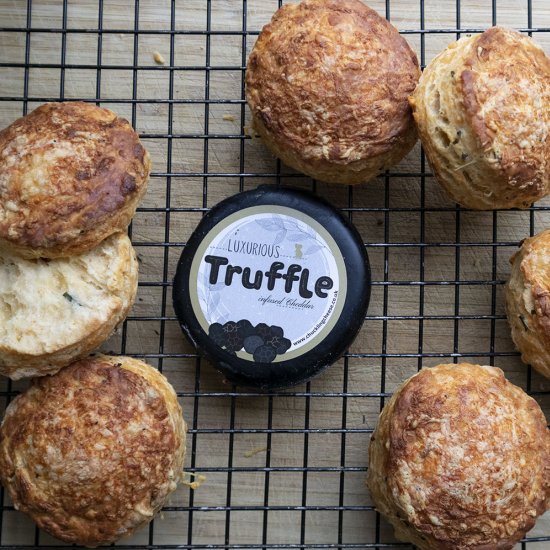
[0, 232, 138, 379]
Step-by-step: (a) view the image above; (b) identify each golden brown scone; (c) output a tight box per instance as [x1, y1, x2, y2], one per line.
[410, 27, 550, 210]
[367, 363, 550, 550]
[506, 230, 550, 379]
[245, 0, 419, 185]
[0, 101, 150, 259]
[0, 232, 138, 379]
[0, 355, 186, 547]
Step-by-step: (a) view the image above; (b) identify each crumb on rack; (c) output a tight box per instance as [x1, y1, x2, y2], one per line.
[181, 472, 207, 490]
[244, 446, 268, 458]
[223, 114, 236, 122]
[153, 51, 166, 65]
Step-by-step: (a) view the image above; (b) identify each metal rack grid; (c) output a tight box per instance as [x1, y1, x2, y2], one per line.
[0, 0, 549, 548]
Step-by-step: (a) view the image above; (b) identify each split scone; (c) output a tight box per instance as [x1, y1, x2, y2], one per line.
[0, 232, 138, 379]
[0, 355, 186, 547]
[0, 101, 150, 258]
[246, 0, 419, 185]
[506, 229, 550, 379]
[367, 363, 550, 550]
[410, 27, 549, 209]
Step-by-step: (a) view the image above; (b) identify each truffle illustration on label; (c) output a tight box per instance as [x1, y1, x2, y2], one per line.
[173, 186, 371, 390]
[208, 321, 290, 363]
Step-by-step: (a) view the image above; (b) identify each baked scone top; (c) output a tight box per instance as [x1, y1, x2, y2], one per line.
[0, 102, 150, 258]
[0, 355, 186, 547]
[410, 26, 549, 209]
[246, 0, 419, 166]
[460, 27, 549, 198]
[374, 364, 549, 549]
[510, 230, 550, 336]
[506, 230, 550, 379]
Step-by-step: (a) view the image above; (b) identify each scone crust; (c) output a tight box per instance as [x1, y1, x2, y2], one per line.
[0, 232, 138, 379]
[506, 230, 550, 379]
[0, 355, 186, 548]
[367, 363, 550, 550]
[246, 0, 419, 184]
[0, 102, 150, 258]
[410, 27, 549, 209]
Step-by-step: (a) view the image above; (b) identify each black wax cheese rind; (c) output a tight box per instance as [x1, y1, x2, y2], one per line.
[172, 185, 371, 390]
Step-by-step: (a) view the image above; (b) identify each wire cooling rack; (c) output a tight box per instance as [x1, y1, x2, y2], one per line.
[0, 0, 549, 549]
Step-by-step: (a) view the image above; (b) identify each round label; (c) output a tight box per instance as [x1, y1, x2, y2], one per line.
[189, 205, 348, 362]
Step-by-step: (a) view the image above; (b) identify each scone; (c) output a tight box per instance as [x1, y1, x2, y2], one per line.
[367, 363, 550, 550]
[410, 27, 550, 210]
[245, 0, 419, 185]
[0, 232, 138, 379]
[0, 101, 150, 259]
[0, 355, 186, 547]
[506, 229, 550, 379]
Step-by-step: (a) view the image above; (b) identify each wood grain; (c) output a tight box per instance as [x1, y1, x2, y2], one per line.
[0, 0, 549, 548]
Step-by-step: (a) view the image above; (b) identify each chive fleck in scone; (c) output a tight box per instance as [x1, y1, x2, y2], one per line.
[367, 363, 550, 550]
[0, 102, 150, 259]
[410, 27, 550, 209]
[506, 230, 550, 379]
[0, 232, 138, 379]
[245, 0, 420, 185]
[0, 355, 186, 547]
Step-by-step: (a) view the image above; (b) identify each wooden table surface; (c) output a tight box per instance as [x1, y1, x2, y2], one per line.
[0, 0, 549, 548]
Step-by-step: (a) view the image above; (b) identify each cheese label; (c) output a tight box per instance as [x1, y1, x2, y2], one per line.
[189, 205, 347, 363]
